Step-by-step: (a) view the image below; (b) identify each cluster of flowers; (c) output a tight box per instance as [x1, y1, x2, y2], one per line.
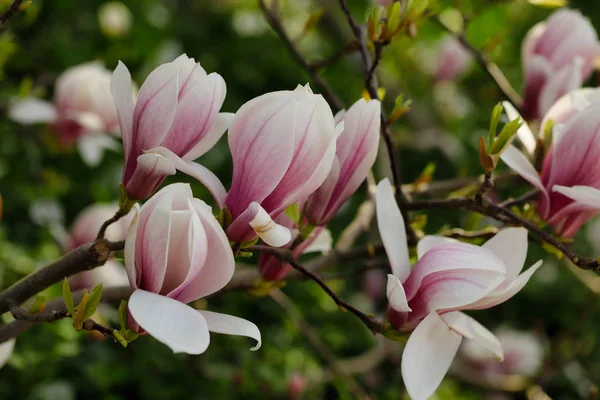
[6, 6, 600, 400]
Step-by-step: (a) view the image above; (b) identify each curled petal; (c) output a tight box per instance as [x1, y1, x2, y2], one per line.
[502, 101, 536, 156]
[441, 311, 503, 361]
[8, 98, 57, 125]
[552, 185, 600, 209]
[416, 236, 458, 260]
[199, 310, 261, 351]
[183, 112, 234, 161]
[125, 153, 176, 200]
[111, 61, 135, 165]
[538, 58, 583, 117]
[124, 204, 141, 290]
[128, 290, 210, 355]
[248, 203, 292, 247]
[386, 274, 411, 312]
[401, 311, 462, 400]
[482, 227, 528, 280]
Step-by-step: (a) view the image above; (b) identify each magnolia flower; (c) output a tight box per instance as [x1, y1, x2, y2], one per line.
[376, 179, 541, 400]
[224, 84, 338, 247]
[125, 183, 260, 354]
[521, 9, 599, 120]
[501, 91, 600, 237]
[258, 213, 332, 281]
[433, 35, 473, 82]
[111, 54, 231, 201]
[305, 98, 380, 226]
[454, 328, 544, 382]
[9, 62, 122, 166]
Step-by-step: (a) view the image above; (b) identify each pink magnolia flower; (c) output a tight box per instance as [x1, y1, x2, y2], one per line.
[9, 62, 122, 166]
[224, 84, 338, 247]
[376, 178, 541, 400]
[125, 183, 260, 354]
[111, 54, 231, 201]
[521, 9, 599, 120]
[433, 35, 473, 82]
[501, 91, 600, 237]
[258, 213, 332, 281]
[304, 98, 380, 226]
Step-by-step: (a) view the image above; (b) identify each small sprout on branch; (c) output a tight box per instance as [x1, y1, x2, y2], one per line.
[480, 103, 523, 172]
[28, 295, 46, 314]
[284, 203, 300, 225]
[412, 162, 436, 187]
[62, 278, 75, 317]
[388, 93, 412, 124]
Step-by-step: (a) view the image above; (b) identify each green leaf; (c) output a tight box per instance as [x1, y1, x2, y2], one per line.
[488, 103, 504, 149]
[240, 236, 259, 249]
[284, 203, 300, 224]
[528, 0, 567, 8]
[81, 283, 103, 322]
[123, 329, 139, 343]
[216, 206, 232, 229]
[387, 2, 401, 33]
[28, 295, 46, 314]
[118, 300, 128, 331]
[118, 183, 136, 214]
[113, 330, 128, 348]
[62, 278, 75, 317]
[73, 289, 89, 331]
[489, 117, 522, 155]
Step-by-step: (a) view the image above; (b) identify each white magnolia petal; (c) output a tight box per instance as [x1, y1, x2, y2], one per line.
[9, 98, 57, 124]
[482, 227, 528, 280]
[402, 311, 462, 400]
[199, 310, 261, 351]
[0, 339, 15, 369]
[77, 135, 120, 167]
[441, 311, 503, 361]
[502, 101, 536, 155]
[500, 146, 549, 210]
[417, 236, 458, 260]
[128, 290, 210, 355]
[376, 179, 410, 281]
[386, 274, 411, 312]
[302, 228, 332, 254]
[249, 203, 292, 247]
[124, 204, 140, 289]
[553, 185, 600, 209]
[183, 112, 235, 161]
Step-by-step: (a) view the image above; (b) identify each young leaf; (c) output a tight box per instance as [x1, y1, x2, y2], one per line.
[489, 117, 523, 155]
[29, 295, 46, 314]
[284, 203, 300, 224]
[82, 284, 103, 322]
[62, 278, 75, 317]
[488, 103, 504, 148]
[118, 300, 128, 331]
[479, 136, 495, 172]
[387, 2, 401, 34]
[73, 290, 89, 331]
[113, 330, 128, 348]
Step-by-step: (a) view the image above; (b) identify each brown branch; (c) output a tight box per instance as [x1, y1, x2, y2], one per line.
[434, 16, 523, 109]
[0, 239, 124, 316]
[259, 0, 344, 112]
[96, 208, 129, 240]
[476, 171, 494, 203]
[337, 0, 416, 245]
[499, 189, 540, 209]
[250, 245, 387, 334]
[405, 197, 599, 271]
[0, 0, 23, 29]
[10, 306, 113, 337]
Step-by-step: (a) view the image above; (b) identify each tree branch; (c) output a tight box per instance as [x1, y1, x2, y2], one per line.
[0, 0, 23, 29]
[259, 0, 344, 112]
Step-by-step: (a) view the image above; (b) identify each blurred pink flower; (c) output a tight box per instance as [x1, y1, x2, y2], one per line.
[376, 178, 541, 400]
[305, 98, 380, 226]
[125, 183, 260, 354]
[224, 84, 338, 247]
[433, 35, 473, 82]
[521, 9, 599, 120]
[111, 54, 231, 201]
[9, 62, 123, 166]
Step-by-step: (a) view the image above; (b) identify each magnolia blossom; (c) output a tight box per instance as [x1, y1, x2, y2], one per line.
[125, 183, 260, 354]
[9, 62, 122, 166]
[111, 54, 231, 201]
[521, 9, 599, 120]
[258, 213, 332, 281]
[454, 328, 544, 382]
[501, 91, 600, 237]
[305, 98, 380, 226]
[224, 84, 338, 247]
[376, 179, 541, 400]
[433, 35, 473, 82]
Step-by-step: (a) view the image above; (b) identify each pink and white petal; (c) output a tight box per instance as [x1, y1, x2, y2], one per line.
[77, 135, 120, 167]
[302, 228, 332, 254]
[249, 203, 292, 247]
[401, 311, 462, 400]
[538, 58, 584, 118]
[468, 260, 542, 310]
[386, 274, 411, 312]
[110, 62, 135, 160]
[0, 339, 15, 369]
[542, 88, 600, 130]
[8, 98, 56, 124]
[176, 198, 236, 302]
[128, 290, 210, 355]
[482, 227, 528, 280]
[124, 153, 176, 200]
[124, 204, 140, 290]
[441, 311, 503, 360]
[199, 310, 261, 351]
[131, 62, 179, 154]
[182, 112, 234, 161]
[500, 145, 549, 214]
[502, 101, 536, 155]
[553, 185, 600, 210]
[417, 236, 458, 260]
[145, 146, 226, 208]
[376, 179, 410, 281]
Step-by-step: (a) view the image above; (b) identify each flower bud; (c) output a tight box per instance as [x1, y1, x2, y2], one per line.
[305, 98, 380, 225]
[111, 54, 231, 201]
[125, 183, 260, 354]
[224, 84, 337, 246]
[521, 9, 599, 120]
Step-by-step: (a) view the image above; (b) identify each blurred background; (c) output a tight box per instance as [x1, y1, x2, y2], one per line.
[1, 0, 600, 398]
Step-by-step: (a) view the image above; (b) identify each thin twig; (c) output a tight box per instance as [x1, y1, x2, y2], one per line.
[10, 306, 114, 337]
[251, 245, 387, 334]
[0, 0, 23, 29]
[259, 0, 344, 112]
[499, 189, 540, 209]
[96, 209, 128, 240]
[475, 171, 494, 203]
[434, 16, 523, 109]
